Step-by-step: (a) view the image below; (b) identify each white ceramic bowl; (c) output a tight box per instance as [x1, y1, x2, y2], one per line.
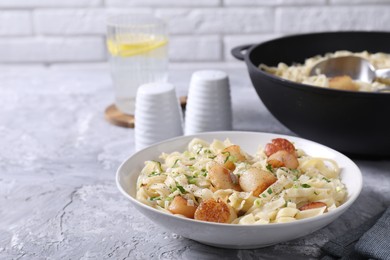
[116, 131, 362, 249]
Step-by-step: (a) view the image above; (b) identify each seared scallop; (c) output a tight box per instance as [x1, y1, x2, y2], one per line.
[267, 150, 299, 169]
[194, 198, 237, 223]
[299, 202, 327, 211]
[168, 196, 197, 218]
[209, 164, 241, 191]
[215, 145, 246, 171]
[264, 138, 296, 157]
[239, 167, 277, 196]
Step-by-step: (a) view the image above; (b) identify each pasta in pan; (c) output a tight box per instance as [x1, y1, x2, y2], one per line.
[260, 50, 390, 92]
[136, 138, 347, 224]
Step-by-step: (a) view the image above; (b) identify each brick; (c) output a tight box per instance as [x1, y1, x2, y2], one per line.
[169, 35, 221, 61]
[156, 8, 274, 34]
[0, 11, 32, 36]
[106, 0, 221, 7]
[34, 9, 105, 35]
[330, 0, 390, 4]
[0, 0, 102, 8]
[0, 64, 45, 70]
[106, 8, 154, 16]
[224, 34, 282, 61]
[49, 62, 108, 70]
[279, 0, 325, 4]
[154, 9, 192, 35]
[224, 0, 325, 6]
[34, 8, 152, 35]
[276, 6, 390, 33]
[0, 37, 105, 63]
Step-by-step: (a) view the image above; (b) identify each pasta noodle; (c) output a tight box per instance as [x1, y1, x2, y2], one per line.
[135, 138, 347, 225]
[260, 50, 390, 92]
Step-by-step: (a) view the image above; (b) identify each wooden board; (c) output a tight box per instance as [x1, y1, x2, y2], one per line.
[104, 104, 135, 128]
[105, 96, 187, 128]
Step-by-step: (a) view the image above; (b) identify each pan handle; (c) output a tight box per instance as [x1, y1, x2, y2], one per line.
[231, 44, 253, 61]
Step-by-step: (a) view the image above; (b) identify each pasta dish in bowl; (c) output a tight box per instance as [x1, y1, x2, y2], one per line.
[117, 131, 362, 248]
[136, 138, 346, 224]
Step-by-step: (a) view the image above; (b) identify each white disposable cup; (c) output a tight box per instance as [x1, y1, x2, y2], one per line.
[135, 82, 183, 151]
[185, 70, 233, 135]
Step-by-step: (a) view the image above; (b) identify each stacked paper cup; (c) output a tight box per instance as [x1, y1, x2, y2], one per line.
[185, 70, 233, 135]
[134, 82, 183, 151]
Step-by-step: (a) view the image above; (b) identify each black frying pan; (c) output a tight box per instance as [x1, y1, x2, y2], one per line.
[231, 31, 390, 157]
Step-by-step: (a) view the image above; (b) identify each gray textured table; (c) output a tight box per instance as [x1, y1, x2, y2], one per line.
[0, 65, 389, 259]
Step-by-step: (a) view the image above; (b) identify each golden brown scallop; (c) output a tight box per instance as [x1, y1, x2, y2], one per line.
[194, 198, 237, 223]
[329, 75, 359, 91]
[168, 196, 197, 218]
[215, 145, 246, 171]
[267, 150, 299, 169]
[299, 201, 327, 211]
[239, 167, 277, 196]
[264, 138, 296, 157]
[208, 164, 241, 191]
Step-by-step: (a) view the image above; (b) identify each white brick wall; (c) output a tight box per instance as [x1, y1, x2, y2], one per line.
[276, 6, 390, 32]
[156, 8, 274, 34]
[224, 34, 281, 61]
[170, 35, 221, 61]
[0, 0, 389, 65]
[0, 11, 32, 36]
[106, 0, 221, 7]
[34, 8, 153, 35]
[0, 0, 102, 8]
[0, 37, 105, 62]
[224, 0, 326, 6]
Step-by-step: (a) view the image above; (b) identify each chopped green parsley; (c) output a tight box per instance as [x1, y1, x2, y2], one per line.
[148, 171, 160, 177]
[266, 164, 274, 172]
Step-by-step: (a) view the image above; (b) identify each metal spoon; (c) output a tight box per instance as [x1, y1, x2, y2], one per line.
[309, 56, 390, 92]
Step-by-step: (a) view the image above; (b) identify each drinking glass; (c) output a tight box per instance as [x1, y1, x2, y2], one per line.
[107, 14, 168, 115]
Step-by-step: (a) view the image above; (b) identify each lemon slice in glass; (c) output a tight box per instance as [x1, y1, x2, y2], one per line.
[107, 34, 168, 57]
